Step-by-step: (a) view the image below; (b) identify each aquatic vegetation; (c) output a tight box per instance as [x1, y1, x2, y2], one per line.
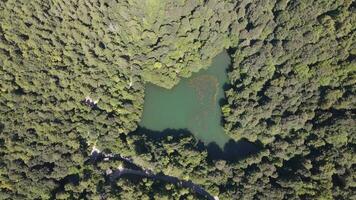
[140, 52, 231, 147]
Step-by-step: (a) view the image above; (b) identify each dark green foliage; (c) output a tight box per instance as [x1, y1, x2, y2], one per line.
[0, 0, 355, 199]
[0, 1, 143, 198]
[221, 0, 355, 199]
[108, 0, 239, 88]
[224, 0, 355, 143]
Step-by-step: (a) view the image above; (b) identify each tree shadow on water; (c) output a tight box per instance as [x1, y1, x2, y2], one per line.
[132, 127, 204, 154]
[134, 126, 260, 163]
[134, 126, 194, 140]
[207, 139, 260, 163]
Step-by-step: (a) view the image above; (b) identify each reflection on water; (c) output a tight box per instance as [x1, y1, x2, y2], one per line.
[139, 51, 231, 147]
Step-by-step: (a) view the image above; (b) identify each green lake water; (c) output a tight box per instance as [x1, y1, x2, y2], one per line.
[139, 51, 231, 147]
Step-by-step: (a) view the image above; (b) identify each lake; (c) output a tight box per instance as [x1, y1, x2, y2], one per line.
[139, 51, 231, 147]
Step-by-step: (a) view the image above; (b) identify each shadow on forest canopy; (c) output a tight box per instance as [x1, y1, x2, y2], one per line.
[133, 127, 260, 163]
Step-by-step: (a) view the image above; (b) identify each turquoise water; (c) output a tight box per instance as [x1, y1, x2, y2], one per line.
[139, 51, 231, 147]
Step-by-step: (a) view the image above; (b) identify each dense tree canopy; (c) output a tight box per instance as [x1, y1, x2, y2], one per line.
[0, 0, 355, 199]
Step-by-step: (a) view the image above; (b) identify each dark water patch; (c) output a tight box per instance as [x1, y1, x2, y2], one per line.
[134, 126, 259, 162]
[207, 139, 260, 162]
[133, 126, 193, 141]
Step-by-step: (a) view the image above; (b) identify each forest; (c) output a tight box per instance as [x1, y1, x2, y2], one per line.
[0, 0, 355, 199]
